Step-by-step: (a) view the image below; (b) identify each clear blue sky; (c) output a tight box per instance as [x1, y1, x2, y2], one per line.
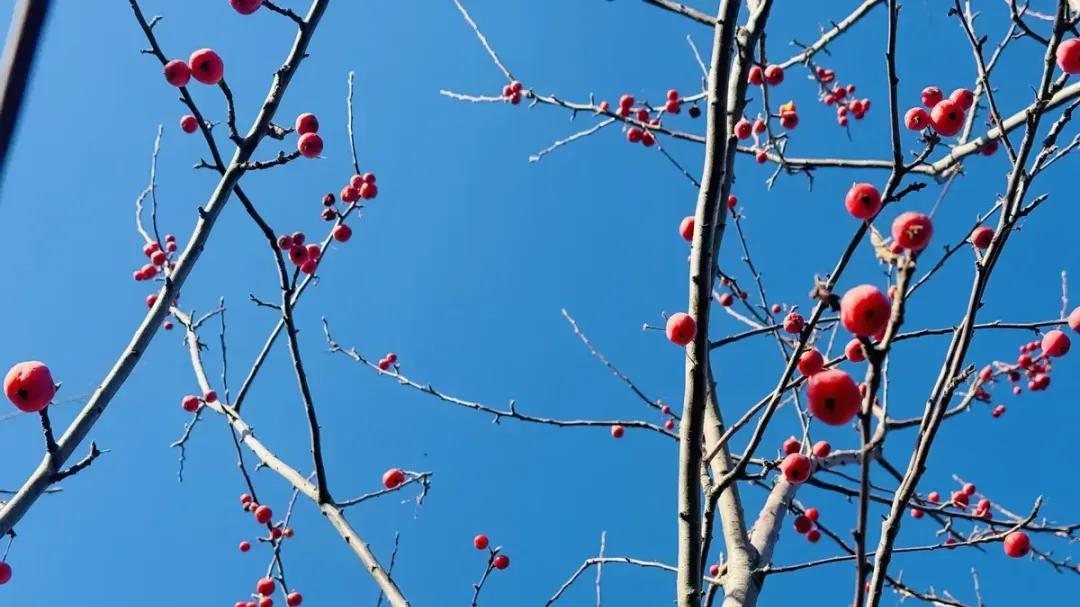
[0, 1, 1077, 605]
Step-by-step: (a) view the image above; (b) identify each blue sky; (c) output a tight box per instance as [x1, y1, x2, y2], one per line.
[0, 0, 1077, 605]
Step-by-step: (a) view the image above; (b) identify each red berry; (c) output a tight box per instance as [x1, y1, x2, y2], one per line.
[666, 313, 696, 346]
[289, 245, 308, 266]
[664, 418, 675, 430]
[163, 60, 191, 87]
[295, 113, 319, 135]
[146, 293, 159, 308]
[189, 49, 224, 85]
[230, 0, 263, 14]
[679, 216, 695, 242]
[341, 186, 360, 203]
[840, 285, 891, 337]
[180, 114, 199, 134]
[204, 390, 218, 403]
[333, 224, 352, 242]
[779, 111, 798, 129]
[666, 88, 679, 100]
[382, 468, 406, 489]
[980, 140, 999, 156]
[891, 211, 933, 251]
[611, 425, 625, 438]
[362, 172, 376, 184]
[992, 404, 1006, 418]
[271, 527, 282, 540]
[4, 361, 56, 413]
[951, 491, 969, 508]
[797, 349, 824, 376]
[782, 312, 804, 334]
[283, 527, 294, 538]
[812, 440, 831, 458]
[0, 562, 11, 585]
[752, 118, 766, 134]
[1041, 330, 1070, 357]
[921, 86, 943, 108]
[805, 507, 820, 522]
[276, 235, 294, 250]
[151, 250, 168, 266]
[664, 99, 680, 114]
[910, 508, 924, 519]
[763, 65, 784, 85]
[618, 95, 634, 109]
[359, 182, 378, 200]
[747, 65, 764, 86]
[474, 534, 489, 550]
[305, 244, 321, 262]
[640, 131, 656, 147]
[782, 436, 801, 455]
[950, 88, 974, 110]
[1003, 531, 1030, 558]
[717, 292, 734, 307]
[298, 132, 323, 158]
[240, 493, 253, 505]
[904, 107, 929, 130]
[510, 81, 523, 94]
[257, 577, 276, 596]
[928, 491, 940, 503]
[1056, 38, 1080, 73]
[255, 505, 273, 524]
[805, 529, 821, 543]
[493, 554, 510, 570]
[708, 564, 720, 577]
[286, 592, 303, 607]
[780, 453, 812, 483]
[930, 99, 964, 136]
[181, 395, 200, 412]
[239, 541, 251, 552]
[734, 119, 752, 139]
[377, 358, 391, 371]
[1067, 307, 1080, 333]
[969, 226, 994, 249]
[807, 369, 861, 425]
[963, 483, 976, 496]
[793, 515, 813, 533]
[844, 183, 882, 219]
[727, 195, 737, 209]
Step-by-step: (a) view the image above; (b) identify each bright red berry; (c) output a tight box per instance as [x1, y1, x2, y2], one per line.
[295, 113, 319, 135]
[797, 349, 824, 376]
[904, 107, 930, 130]
[664, 99, 680, 114]
[807, 369, 861, 425]
[747, 65, 764, 85]
[783, 312, 804, 334]
[780, 453, 812, 483]
[664, 418, 675, 430]
[4, 361, 55, 413]
[239, 541, 251, 552]
[255, 505, 273, 524]
[805, 507, 820, 522]
[844, 338, 866, 363]
[333, 224, 352, 242]
[341, 186, 360, 203]
[840, 285, 891, 337]
[286, 592, 303, 607]
[230, 0, 263, 14]
[1056, 38, 1080, 73]
[678, 216, 695, 242]
[980, 140, 999, 156]
[844, 183, 882, 219]
[204, 390, 217, 403]
[763, 65, 784, 85]
[928, 491, 940, 503]
[891, 211, 933, 251]
[181, 394, 200, 412]
[950, 88, 974, 110]
[805, 528, 821, 543]
[666, 313, 696, 346]
[1042, 330, 1070, 357]
[288, 245, 308, 266]
[921, 86, 943, 108]
[962, 482, 976, 496]
[383, 468, 406, 489]
[180, 114, 199, 133]
[911, 508, 924, 519]
[0, 562, 11, 585]
[359, 182, 378, 200]
[992, 404, 1006, 418]
[727, 194, 737, 209]
[930, 99, 964, 136]
[163, 60, 191, 87]
[708, 564, 720, 577]
[812, 440, 831, 458]
[189, 49, 224, 85]
[969, 226, 994, 249]
[618, 95, 634, 109]
[1003, 531, 1030, 558]
[717, 292, 734, 307]
[611, 425, 624, 438]
[276, 235, 294, 250]
[734, 119, 752, 139]
[793, 515, 812, 533]
[298, 132, 323, 158]
[782, 436, 801, 455]
[240, 493, 253, 505]
[474, 534, 489, 550]
[493, 554, 510, 570]
[257, 577, 276, 596]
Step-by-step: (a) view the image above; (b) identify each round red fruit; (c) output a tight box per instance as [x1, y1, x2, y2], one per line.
[1041, 330, 1070, 357]
[969, 226, 993, 249]
[1056, 38, 1080, 74]
[493, 554, 510, 570]
[189, 49, 224, 85]
[797, 349, 824, 376]
[807, 369, 861, 425]
[666, 313, 696, 346]
[4, 361, 56, 413]
[383, 468, 406, 489]
[679, 216, 694, 242]
[163, 60, 191, 87]
[812, 440, 831, 458]
[793, 515, 812, 533]
[780, 453, 812, 483]
[844, 183, 881, 219]
[255, 505, 273, 524]
[840, 285, 891, 337]
[333, 224, 352, 242]
[1003, 531, 1030, 558]
[891, 211, 933, 251]
[611, 424, 625, 438]
[904, 107, 930, 130]
[239, 541, 251, 552]
[230, 0, 263, 14]
[845, 338, 866, 363]
[180, 114, 199, 133]
[764, 65, 784, 85]
[257, 577, 276, 596]
[921, 86, 943, 108]
[286, 592, 303, 607]
[930, 99, 964, 136]
[474, 534, 489, 550]
[295, 113, 319, 135]
[298, 132, 323, 158]
[782, 436, 801, 455]
[949, 88, 974, 110]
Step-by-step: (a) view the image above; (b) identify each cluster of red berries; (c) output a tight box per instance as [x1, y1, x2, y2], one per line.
[975, 327, 1072, 412]
[275, 232, 323, 275]
[180, 389, 218, 413]
[657, 401, 676, 431]
[778, 441, 832, 486]
[133, 236, 178, 282]
[715, 275, 749, 307]
[337, 171, 378, 206]
[376, 352, 398, 371]
[500, 80, 524, 105]
[904, 86, 973, 137]
[233, 495, 301, 606]
[747, 64, 784, 87]
[472, 534, 511, 570]
[810, 65, 870, 127]
[164, 49, 224, 88]
[618, 94, 659, 148]
[792, 506, 823, 543]
[5, 361, 56, 413]
[295, 112, 323, 159]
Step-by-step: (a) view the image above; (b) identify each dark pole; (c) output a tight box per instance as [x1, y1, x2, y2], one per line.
[0, 0, 52, 194]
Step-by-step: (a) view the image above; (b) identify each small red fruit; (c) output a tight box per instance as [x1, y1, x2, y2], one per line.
[928, 491, 940, 503]
[4, 361, 56, 413]
[807, 369, 861, 425]
[718, 292, 734, 307]
[1056, 38, 1080, 74]
[921, 86, 943, 108]
[286, 592, 303, 607]
[180, 114, 199, 133]
[1041, 330, 1070, 357]
[734, 119, 752, 139]
[793, 515, 813, 533]
[239, 541, 251, 552]
[493, 554, 510, 570]
[797, 349, 824, 376]
[333, 224, 353, 242]
[783, 312, 804, 334]
[298, 132, 323, 158]
[969, 226, 994, 249]
[962, 482, 976, 496]
[708, 564, 720, 577]
[805, 528, 821, 543]
[763, 65, 784, 85]
[930, 99, 964, 136]
[780, 453, 812, 483]
[664, 418, 675, 430]
[257, 577, 276, 596]
[805, 507, 819, 522]
[181, 394, 200, 412]
[240, 493, 253, 505]
[359, 182, 378, 200]
[910, 508, 924, 519]
[666, 313, 696, 346]
[782, 436, 801, 455]
[747, 65, 764, 85]
[0, 562, 11, 585]
[891, 211, 933, 251]
[260, 600, 273, 607]
[950, 88, 974, 110]
[189, 49, 224, 85]
[383, 468, 406, 489]
[474, 534, 489, 550]
[844, 183, 882, 219]
[230, 0, 263, 14]
[845, 338, 866, 363]
[840, 285, 891, 337]
[679, 216, 695, 242]
[1003, 531, 1030, 558]
[618, 95, 634, 109]
[812, 440, 831, 458]
[204, 390, 218, 403]
[991, 404, 1006, 418]
[1068, 307, 1080, 333]
[295, 113, 319, 135]
[163, 60, 191, 87]
[727, 194, 737, 209]
[611, 424, 625, 438]
[904, 107, 930, 130]
[255, 505, 273, 524]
